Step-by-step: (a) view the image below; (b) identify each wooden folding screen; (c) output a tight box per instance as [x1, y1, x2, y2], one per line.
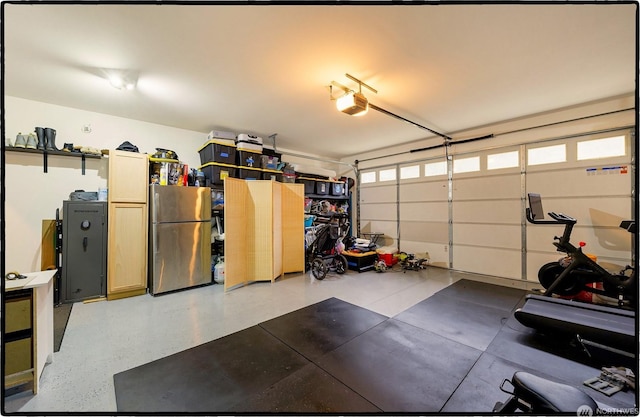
[224, 178, 304, 290]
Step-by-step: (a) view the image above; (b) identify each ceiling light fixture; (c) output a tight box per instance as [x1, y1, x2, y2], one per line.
[104, 69, 138, 91]
[336, 91, 368, 116]
[332, 73, 377, 117]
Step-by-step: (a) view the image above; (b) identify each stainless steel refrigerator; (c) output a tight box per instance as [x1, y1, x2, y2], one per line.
[149, 186, 212, 295]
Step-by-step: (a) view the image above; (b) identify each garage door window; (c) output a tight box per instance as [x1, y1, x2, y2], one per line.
[453, 156, 480, 173]
[528, 144, 566, 166]
[424, 161, 447, 177]
[400, 165, 420, 179]
[361, 171, 376, 184]
[577, 135, 626, 160]
[379, 168, 397, 182]
[487, 150, 519, 170]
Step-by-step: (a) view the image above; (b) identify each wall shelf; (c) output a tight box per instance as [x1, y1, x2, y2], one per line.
[305, 193, 349, 200]
[5, 147, 102, 175]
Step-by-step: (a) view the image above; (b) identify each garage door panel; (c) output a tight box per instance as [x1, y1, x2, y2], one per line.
[360, 220, 398, 240]
[453, 174, 520, 200]
[360, 202, 397, 221]
[360, 185, 397, 203]
[400, 201, 448, 222]
[453, 200, 521, 224]
[453, 224, 521, 248]
[525, 196, 631, 227]
[402, 241, 448, 268]
[399, 181, 448, 202]
[527, 169, 631, 198]
[400, 221, 448, 244]
[526, 226, 567, 252]
[454, 245, 521, 279]
[528, 226, 632, 259]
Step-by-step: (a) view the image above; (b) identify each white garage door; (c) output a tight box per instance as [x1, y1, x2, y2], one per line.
[451, 147, 523, 279]
[357, 129, 634, 282]
[359, 166, 398, 248]
[398, 157, 449, 267]
[525, 130, 634, 282]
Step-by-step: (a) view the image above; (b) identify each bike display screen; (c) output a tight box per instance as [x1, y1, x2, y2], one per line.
[528, 193, 545, 220]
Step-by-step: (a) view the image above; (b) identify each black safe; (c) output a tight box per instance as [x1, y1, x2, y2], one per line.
[61, 201, 107, 303]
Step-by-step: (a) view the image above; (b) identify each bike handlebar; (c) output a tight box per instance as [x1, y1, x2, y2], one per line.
[547, 211, 577, 223]
[526, 208, 576, 225]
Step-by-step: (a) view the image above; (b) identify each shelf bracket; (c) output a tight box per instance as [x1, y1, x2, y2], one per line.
[43, 151, 48, 173]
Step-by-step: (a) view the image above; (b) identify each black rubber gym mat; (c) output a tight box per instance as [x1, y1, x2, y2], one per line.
[113, 325, 310, 412]
[229, 362, 381, 413]
[316, 319, 482, 412]
[114, 297, 387, 413]
[441, 352, 543, 412]
[394, 280, 526, 350]
[259, 296, 388, 361]
[113, 281, 634, 413]
[394, 293, 515, 351]
[430, 278, 528, 311]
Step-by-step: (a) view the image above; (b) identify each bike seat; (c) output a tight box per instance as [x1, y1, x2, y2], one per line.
[511, 372, 598, 413]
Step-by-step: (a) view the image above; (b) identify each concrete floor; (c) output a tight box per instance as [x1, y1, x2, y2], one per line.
[5, 267, 528, 413]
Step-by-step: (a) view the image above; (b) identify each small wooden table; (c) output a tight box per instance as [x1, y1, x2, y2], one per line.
[4, 269, 56, 395]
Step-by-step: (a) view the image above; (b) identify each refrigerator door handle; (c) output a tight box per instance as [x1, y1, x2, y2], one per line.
[153, 225, 159, 255]
[151, 189, 159, 224]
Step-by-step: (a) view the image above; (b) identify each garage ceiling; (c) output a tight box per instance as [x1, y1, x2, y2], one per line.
[3, 3, 636, 159]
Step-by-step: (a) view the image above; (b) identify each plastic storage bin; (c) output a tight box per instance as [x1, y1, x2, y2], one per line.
[260, 154, 280, 170]
[282, 172, 296, 183]
[315, 181, 329, 195]
[261, 169, 283, 181]
[342, 251, 378, 272]
[207, 130, 236, 141]
[297, 177, 316, 194]
[236, 134, 263, 153]
[237, 166, 262, 180]
[199, 162, 237, 185]
[198, 140, 237, 165]
[330, 181, 345, 196]
[237, 149, 262, 168]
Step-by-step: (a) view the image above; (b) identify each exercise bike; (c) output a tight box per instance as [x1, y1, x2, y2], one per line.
[526, 193, 636, 308]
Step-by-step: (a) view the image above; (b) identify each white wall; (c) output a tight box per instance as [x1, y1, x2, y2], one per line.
[3, 96, 340, 273]
[3, 96, 206, 273]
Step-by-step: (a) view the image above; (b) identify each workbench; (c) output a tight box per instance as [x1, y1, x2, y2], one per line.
[5, 269, 56, 395]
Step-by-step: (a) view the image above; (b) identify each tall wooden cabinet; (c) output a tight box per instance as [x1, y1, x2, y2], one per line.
[224, 178, 304, 290]
[107, 150, 148, 300]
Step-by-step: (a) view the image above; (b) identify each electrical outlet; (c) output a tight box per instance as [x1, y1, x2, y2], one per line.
[82, 124, 92, 133]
